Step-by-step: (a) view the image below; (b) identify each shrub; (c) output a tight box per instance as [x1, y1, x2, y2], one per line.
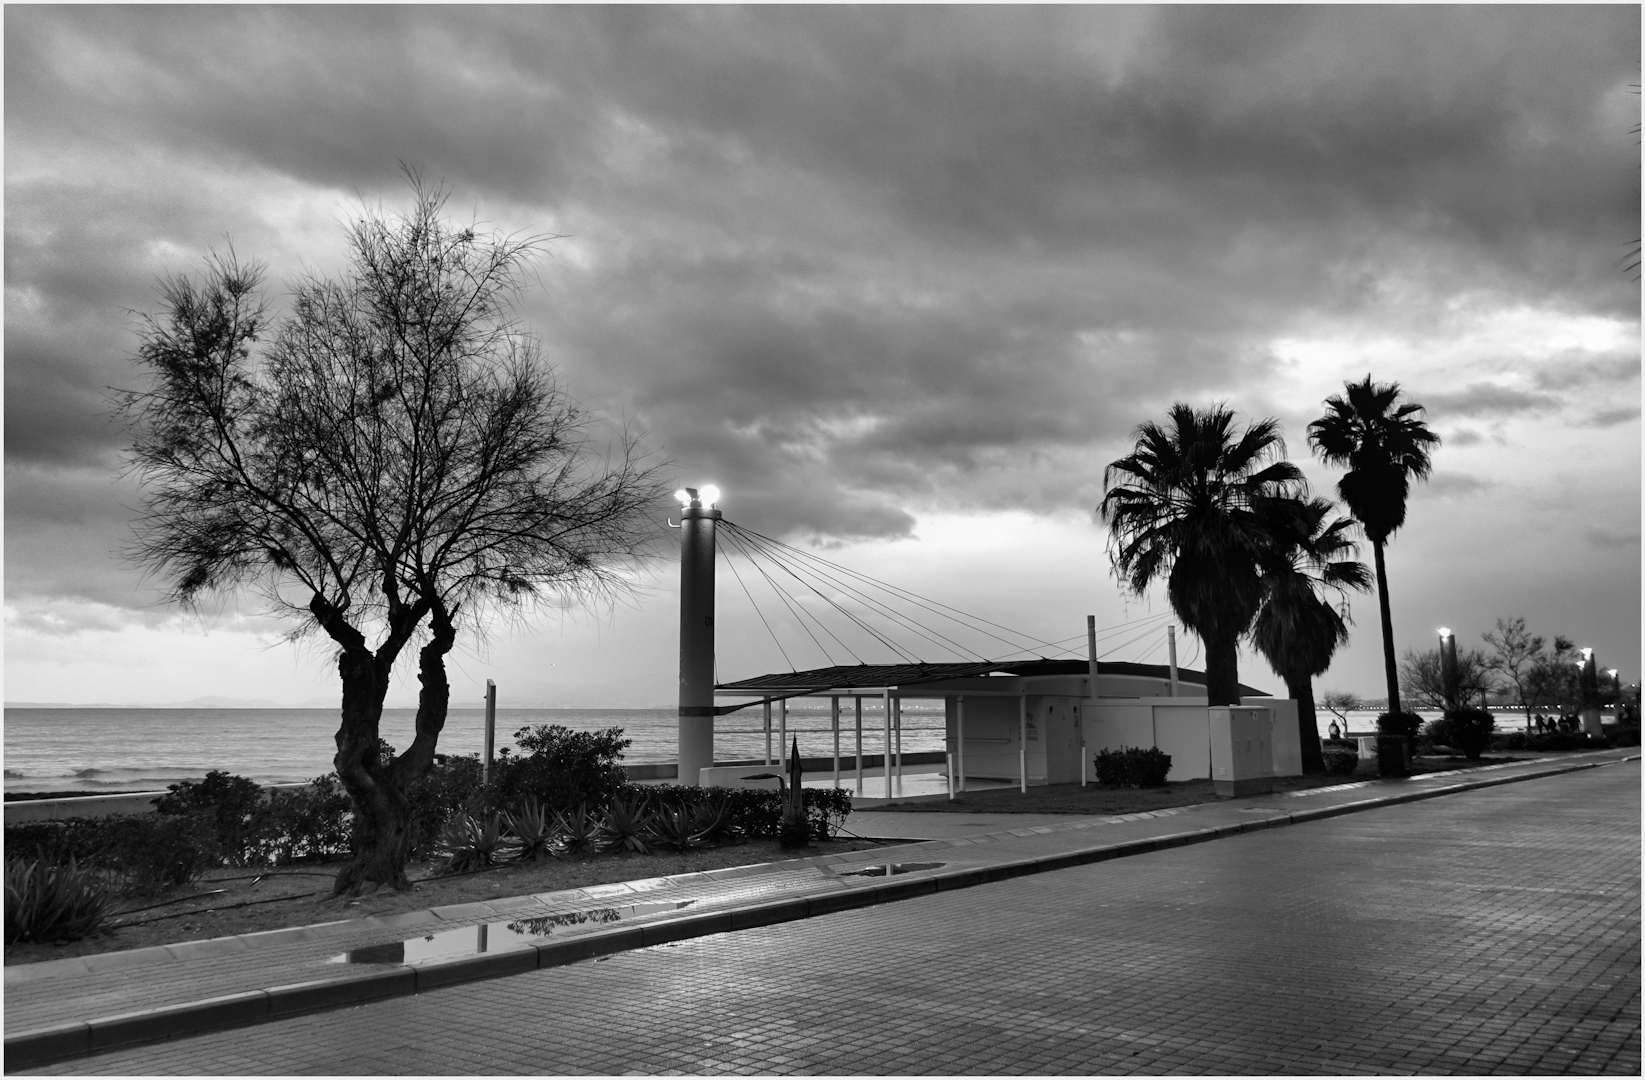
[1377, 711, 1423, 740]
[625, 784, 851, 841]
[648, 804, 706, 852]
[1526, 731, 1601, 752]
[1093, 746, 1172, 788]
[405, 754, 486, 860]
[155, 771, 270, 866]
[1444, 708, 1495, 760]
[1608, 725, 1641, 748]
[264, 775, 354, 864]
[5, 855, 115, 944]
[1419, 717, 1454, 755]
[1321, 747, 1360, 776]
[4, 814, 218, 897]
[493, 726, 630, 815]
[1490, 732, 1527, 751]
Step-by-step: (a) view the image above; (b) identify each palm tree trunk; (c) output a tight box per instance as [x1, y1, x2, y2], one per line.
[1204, 630, 1242, 706]
[1372, 539, 1401, 715]
[1285, 672, 1326, 775]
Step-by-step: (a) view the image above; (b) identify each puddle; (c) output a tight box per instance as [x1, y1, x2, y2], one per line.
[329, 899, 695, 965]
[838, 861, 946, 878]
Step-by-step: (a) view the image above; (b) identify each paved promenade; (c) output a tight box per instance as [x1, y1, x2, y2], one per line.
[7, 751, 1638, 1074]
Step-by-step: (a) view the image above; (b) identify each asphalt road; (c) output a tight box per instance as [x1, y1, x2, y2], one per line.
[22, 760, 1639, 1075]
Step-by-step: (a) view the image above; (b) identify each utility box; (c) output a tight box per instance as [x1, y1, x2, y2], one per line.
[1209, 706, 1273, 797]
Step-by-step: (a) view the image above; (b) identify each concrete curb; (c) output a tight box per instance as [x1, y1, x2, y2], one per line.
[6, 751, 1634, 1070]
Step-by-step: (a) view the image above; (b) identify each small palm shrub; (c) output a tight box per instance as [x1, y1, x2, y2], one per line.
[595, 795, 652, 854]
[503, 798, 561, 864]
[1093, 746, 1172, 788]
[690, 795, 739, 845]
[5, 855, 115, 944]
[437, 813, 513, 874]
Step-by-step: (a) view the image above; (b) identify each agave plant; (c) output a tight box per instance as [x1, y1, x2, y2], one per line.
[502, 798, 562, 864]
[5, 856, 115, 945]
[437, 812, 515, 874]
[648, 804, 706, 852]
[594, 795, 652, 855]
[552, 803, 598, 855]
[690, 793, 738, 845]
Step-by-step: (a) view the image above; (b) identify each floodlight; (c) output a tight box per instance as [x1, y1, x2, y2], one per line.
[1437, 627, 1452, 639]
[700, 484, 721, 507]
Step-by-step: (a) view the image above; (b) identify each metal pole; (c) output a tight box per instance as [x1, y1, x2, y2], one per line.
[884, 687, 893, 800]
[1168, 626, 1179, 697]
[763, 699, 772, 766]
[855, 696, 864, 795]
[1087, 615, 1099, 698]
[778, 697, 787, 768]
[1019, 694, 1028, 794]
[1079, 704, 1087, 788]
[677, 494, 721, 787]
[483, 679, 496, 788]
[894, 696, 903, 794]
[832, 696, 841, 788]
[957, 694, 966, 793]
[947, 752, 955, 800]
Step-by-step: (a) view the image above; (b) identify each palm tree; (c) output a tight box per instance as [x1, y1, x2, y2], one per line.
[1251, 498, 1372, 774]
[1100, 403, 1305, 706]
[1307, 376, 1440, 717]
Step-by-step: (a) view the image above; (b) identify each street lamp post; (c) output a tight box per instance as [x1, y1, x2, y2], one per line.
[1578, 648, 1603, 739]
[677, 485, 722, 786]
[1438, 627, 1459, 713]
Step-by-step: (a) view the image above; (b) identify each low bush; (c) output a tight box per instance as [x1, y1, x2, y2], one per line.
[1608, 724, 1641, 748]
[3, 813, 218, 897]
[1093, 746, 1172, 788]
[155, 771, 269, 866]
[491, 726, 631, 816]
[264, 775, 354, 864]
[405, 754, 485, 860]
[1443, 708, 1495, 760]
[1321, 747, 1360, 776]
[1490, 732, 1528, 751]
[1525, 731, 1602, 752]
[594, 795, 652, 854]
[5, 855, 115, 944]
[626, 784, 853, 841]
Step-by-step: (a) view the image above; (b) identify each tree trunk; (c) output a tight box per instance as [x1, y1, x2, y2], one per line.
[1203, 630, 1242, 706]
[1285, 671, 1326, 775]
[1371, 539, 1401, 716]
[329, 602, 458, 897]
[330, 645, 409, 896]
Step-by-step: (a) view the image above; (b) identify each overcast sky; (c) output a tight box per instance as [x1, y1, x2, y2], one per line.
[5, 6, 1639, 710]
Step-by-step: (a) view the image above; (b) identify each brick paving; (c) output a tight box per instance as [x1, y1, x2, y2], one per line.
[17, 758, 1637, 1075]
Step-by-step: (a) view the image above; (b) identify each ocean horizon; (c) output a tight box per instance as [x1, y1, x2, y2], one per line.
[2, 703, 951, 794]
[1, 702, 1463, 795]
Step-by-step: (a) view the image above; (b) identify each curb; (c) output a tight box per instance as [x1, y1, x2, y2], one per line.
[6, 752, 1634, 1070]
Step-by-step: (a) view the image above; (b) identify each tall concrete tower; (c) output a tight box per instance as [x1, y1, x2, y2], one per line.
[676, 486, 721, 786]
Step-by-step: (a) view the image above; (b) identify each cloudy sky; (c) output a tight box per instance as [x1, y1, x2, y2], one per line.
[5, 6, 1639, 710]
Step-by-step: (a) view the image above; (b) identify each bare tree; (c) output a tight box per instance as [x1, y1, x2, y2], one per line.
[1399, 646, 1494, 711]
[1524, 635, 1582, 716]
[1481, 616, 1545, 730]
[119, 180, 670, 895]
[1320, 690, 1362, 729]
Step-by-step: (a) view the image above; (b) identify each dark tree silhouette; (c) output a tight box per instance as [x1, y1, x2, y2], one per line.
[1100, 404, 1305, 706]
[1250, 498, 1371, 775]
[1307, 377, 1440, 718]
[119, 181, 670, 895]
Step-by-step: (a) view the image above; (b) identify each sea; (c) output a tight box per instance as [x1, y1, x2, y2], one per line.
[1, 703, 1466, 796]
[2, 703, 954, 794]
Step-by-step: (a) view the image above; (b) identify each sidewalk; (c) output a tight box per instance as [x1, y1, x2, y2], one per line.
[5, 748, 1635, 1069]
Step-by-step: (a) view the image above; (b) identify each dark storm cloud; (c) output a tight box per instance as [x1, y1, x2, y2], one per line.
[5, 6, 1638, 613]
